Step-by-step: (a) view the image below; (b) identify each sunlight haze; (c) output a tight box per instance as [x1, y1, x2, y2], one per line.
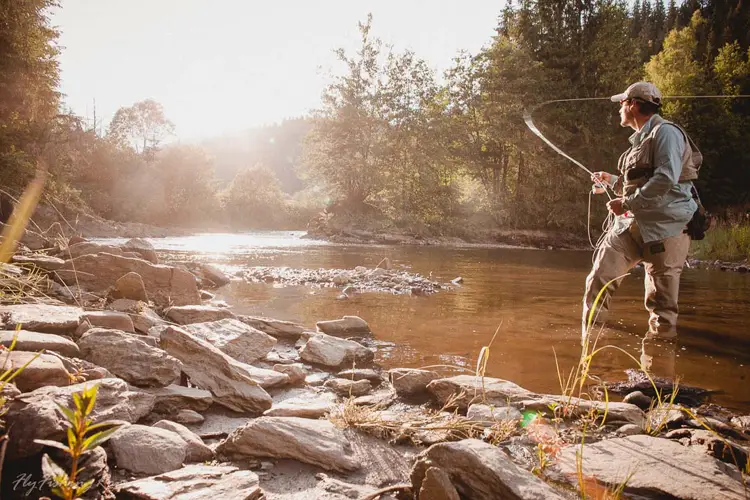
[52, 0, 502, 140]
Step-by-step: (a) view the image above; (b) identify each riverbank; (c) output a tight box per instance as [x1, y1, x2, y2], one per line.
[2, 237, 749, 499]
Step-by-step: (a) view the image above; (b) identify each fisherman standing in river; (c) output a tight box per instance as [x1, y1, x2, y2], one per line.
[583, 82, 701, 340]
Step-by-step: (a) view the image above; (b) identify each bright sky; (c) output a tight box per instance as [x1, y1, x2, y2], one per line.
[51, 1, 503, 141]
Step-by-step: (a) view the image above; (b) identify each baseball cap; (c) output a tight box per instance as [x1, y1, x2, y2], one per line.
[611, 82, 662, 105]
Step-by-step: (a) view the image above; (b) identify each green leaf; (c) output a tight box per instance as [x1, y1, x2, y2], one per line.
[67, 427, 77, 449]
[55, 402, 76, 423]
[84, 386, 98, 416]
[33, 439, 71, 453]
[41, 453, 70, 486]
[72, 392, 83, 412]
[82, 425, 122, 450]
[76, 479, 95, 497]
[85, 419, 128, 433]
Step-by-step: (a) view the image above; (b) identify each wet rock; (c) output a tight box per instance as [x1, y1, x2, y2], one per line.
[200, 263, 231, 287]
[110, 424, 187, 475]
[556, 435, 745, 499]
[0, 329, 80, 357]
[159, 326, 272, 414]
[57, 253, 200, 307]
[316, 315, 371, 336]
[217, 416, 359, 472]
[122, 237, 159, 264]
[0, 304, 82, 334]
[263, 394, 336, 419]
[337, 368, 382, 385]
[144, 385, 214, 414]
[616, 423, 644, 436]
[153, 420, 214, 463]
[11, 254, 65, 271]
[273, 363, 307, 385]
[324, 378, 372, 397]
[81, 310, 135, 333]
[2, 351, 70, 392]
[183, 318, 276, 364]
[165, 305, 236, 325]
[411, 439, 566, 500]
[466, 404, 522, 423]
[173, 409, 205, 425]
[623, 390, 653, 410]
[113, 271, 149, 301]
[299, 332, 374, 369]
[4, 378, 155, 459]
[114, 464, 263, 500]
[427, 375, 535, 410]
[419, 466, 460, 500]
[78, 328, 182, 388]
[238, 315, 306, 340]
[390, 368, 440, 397]
[666, 428, 693, 439]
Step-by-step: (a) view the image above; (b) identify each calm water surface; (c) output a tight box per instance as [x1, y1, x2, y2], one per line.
[110, 231, 750, 412]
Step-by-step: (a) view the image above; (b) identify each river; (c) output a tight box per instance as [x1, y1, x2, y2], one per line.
[100, 231, 750, 412]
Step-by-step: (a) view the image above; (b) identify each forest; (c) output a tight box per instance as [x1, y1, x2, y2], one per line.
[2, 0, 749, 238]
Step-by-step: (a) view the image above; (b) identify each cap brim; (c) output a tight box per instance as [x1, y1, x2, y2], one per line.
[611, 92, 627, 102]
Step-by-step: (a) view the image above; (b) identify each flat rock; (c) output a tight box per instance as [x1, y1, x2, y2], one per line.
[173, 409, 205, 425]
[57, 253, 200, 307]
[183, 318, 276, 364]
[1, 351, 70, 392]
[81, 310, 135, 333]
[114, 465, 263, 500]
[153, 420, 213, 463]
[324, 378, 372, 397]
[520, 396, 646, 426]
[427, 375, 535, 410]
[217, 416, 359, 472]
[11, 254, 65, 271]
[110, 424, 187, 475]
[233, 362, 290, 389]
[466, 404, 522, 423]
[316, 315, 371, 336]
[0, 304, 83, 334]
[78, 328, 181, 388]
[143, 385, 214, 414]
[0, 330, 80, 357]
[165, 305, 236, 325]
[238, 315, 306, 340]
[390, 368, 440, 397]
[159, 326, 272, 414]
[411, 439, 566, 499]
[4, 378, 155, 459]
[556, 435, 745, 499]
[263, 395, 335, 419]
[299, 332, 374, 369]
[66, 241, 132, 259]
[337, 368, 382, 385]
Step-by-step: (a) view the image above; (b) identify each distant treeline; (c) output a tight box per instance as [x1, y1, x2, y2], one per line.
[2, 0, 749, 234]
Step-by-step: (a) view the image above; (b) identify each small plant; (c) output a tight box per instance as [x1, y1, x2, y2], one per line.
[35, 384, 123, 500]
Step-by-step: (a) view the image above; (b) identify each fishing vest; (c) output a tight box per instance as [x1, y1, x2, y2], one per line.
[615, 114, 702, 197]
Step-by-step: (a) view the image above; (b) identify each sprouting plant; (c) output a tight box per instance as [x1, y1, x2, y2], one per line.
[35, 384, 123, 500]
[532, 442, 553, 476]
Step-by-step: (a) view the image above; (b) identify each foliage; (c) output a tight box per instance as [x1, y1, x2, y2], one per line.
[223, 164, 288, 229]
[106, 99, 174, 155]
[691, 220, 750, 261]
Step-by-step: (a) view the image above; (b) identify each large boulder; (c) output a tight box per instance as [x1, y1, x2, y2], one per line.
[555, 435, 745, 499]
[159, 326, 272, 414]
[411, 439, 566, 500]
[78, 328, 182, 388]
[199, 263, 231, 287]
[4, 378, 155, 459]
[153, 420, 213, 462]
[165, 305, 236, 325]
[183, 318, 276, 364]
[1, 351, 70, 392]
[143, 385, 214, 414]
[11, 254, 65, 271]
[0, 330, 80, 357]
[109, 424, 187, 475]
[0, 304, 83, 334]
[217, 417, 359, 472]
[426, 375, 536, 410]
[114, 465, 263, 500]
[238, 315, 306, 340]
[57, 253, 200, 306]
[316, 315, 371, 336]
[299, 332, 374, 369]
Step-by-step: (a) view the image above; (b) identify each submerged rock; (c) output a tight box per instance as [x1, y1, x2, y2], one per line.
[316, 315, 371, 336]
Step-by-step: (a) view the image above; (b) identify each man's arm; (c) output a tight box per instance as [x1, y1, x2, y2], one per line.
[623, 124, 685, 211]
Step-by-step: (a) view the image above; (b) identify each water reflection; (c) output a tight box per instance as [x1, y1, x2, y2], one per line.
[135, 232, 750, 412]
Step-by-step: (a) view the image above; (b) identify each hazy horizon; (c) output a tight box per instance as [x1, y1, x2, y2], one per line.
[52, 1, 502, 141]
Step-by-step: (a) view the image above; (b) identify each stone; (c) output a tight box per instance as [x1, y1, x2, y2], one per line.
[4, 378, 155, 459]
[647, 405, 686, 430]
[273, 363, 307, 385]
[520, 396, 646, 426]
[1, 351, 70, 392]
[689, 429, 748, 469]
[153, 420, 214, 463]
[200, 263, 231, 287]
[0, 304, 82, 334]
[238, 315, 306, 340]
[390, 368, 440, 397]
[159, 326, 272, 414]
[0, 330, 79, 357]
[66, 241, 131, 259]
[316, 315, 371, 336]
[233, 362, 290, 389]
[57, 253, 200, 307]
[113, 272, 149, 301]
[11, 254, 65, 271]
[109, 424, 187, 475]
[324, 378, 372, 397]
[466, 404, 522, 423]
[122, 237, 159, 264]
[78, 328, 182, 387]
[48, 445, 112, 499]
[144, 384, 214, 414]
[200, 290, 215, 300]
[623, 390, 653, 410]
[173, 409, 205, 425]
[411, 439, 566, 500]
[217, 416, 358, 472]
[131, 306, 166, 334]
[165, 305, 236, 325]
[183, 318, 276, 364]
[337, 368, 382, 385]
[556, 435, 745, 499]
[114, 465, 263, 500]
[616, 423, 644, 436]
[263, 395, 336, 419]
[731, 415, 750, 429]
[419, 466, 460, 500]
[427, 375, 535, 409]
[81, 310, 135, 333]
[299, 332, 374, 369]
[20, 229, 49, 250]
[54, 355, 113, 382]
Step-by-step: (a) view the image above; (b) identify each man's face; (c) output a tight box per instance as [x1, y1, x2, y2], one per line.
[619, 99, 637, 129]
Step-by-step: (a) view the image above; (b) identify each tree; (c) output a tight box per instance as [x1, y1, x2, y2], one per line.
[224, 165, 286, 228]
[107, 99, 175, 154]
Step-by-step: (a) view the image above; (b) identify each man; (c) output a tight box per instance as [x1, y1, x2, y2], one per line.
[583, 81, 699, 340]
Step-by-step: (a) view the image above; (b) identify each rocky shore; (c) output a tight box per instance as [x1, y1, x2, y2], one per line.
[1, 229, 749, 499]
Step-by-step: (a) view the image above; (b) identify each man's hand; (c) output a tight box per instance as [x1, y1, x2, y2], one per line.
[607, 198, 627, 216]
[591, 172, 613, 194]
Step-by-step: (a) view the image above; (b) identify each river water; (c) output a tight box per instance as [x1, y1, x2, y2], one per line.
[106, 231, 750, 412]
